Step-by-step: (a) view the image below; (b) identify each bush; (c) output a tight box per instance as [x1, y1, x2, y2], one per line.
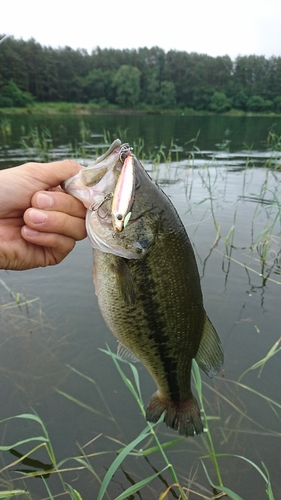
[208, 92, 232, 113]
[273, 96, 281, 113]
[247, 95, 273, 112]
[232, 91, 248, 111]
[0, 95, 13, 107]
[0, 80, 34, 107]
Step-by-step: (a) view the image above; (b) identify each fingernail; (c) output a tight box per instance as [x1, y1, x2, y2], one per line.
[37, 193, 54, 209]
[29, 208, 47, 224]
[23, 226, 39, 236]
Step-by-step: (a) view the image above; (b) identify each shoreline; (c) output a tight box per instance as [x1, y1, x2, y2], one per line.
[1, 103, 281, 117]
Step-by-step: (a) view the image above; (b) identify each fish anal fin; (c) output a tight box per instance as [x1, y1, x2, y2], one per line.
[146, 391, 204, 437]
[195, 315, 224, 378]
[117, 341, 139, 363]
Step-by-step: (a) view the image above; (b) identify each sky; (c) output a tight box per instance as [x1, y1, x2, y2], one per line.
[2, 0, 281, 60]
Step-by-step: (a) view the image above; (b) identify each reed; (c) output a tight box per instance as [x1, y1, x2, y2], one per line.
[1, 130, 279, 498]
[0, 341, 278, 499]
[21, 126, 54, 162]
[0, 117, 11, 136]
[0, 278, 39, 311]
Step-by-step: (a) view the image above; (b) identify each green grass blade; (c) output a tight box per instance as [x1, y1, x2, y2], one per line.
[126, 438, 184, 457]
[232, 456, 275, 500]
[0, 437, 47, 452]
[102, 345, 187, 500]
[100, 347, 143, 407]
[201, 461, 244, 500]
[0, 413, 44, 426]
[192, 360, 223, 487]
[54, 389, 112, 419]
[114, 465, 170, 500]
[261, 462, 275, 500]
[224, 378, 281, 410]
[202, 454, 275, 500]
[0, 412, 56, 464]
[96, 425, 151, 500]
[0, 491, 27, 498]
[42, 477, 55, 500]
[238, 337, 281, 382]
[66, 484, 83, 500]
[129, 362, 143, 402]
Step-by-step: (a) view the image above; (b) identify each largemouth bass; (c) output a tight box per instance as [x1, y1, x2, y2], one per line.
[62, 140, 223, 437]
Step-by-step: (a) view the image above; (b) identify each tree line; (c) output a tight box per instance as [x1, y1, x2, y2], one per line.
[1, 36, 281, 113]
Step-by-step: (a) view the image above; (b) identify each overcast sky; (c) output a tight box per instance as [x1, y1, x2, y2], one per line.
[2, 0, 281, 60]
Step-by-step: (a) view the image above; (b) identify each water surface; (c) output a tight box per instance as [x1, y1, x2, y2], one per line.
[0, 114, 280, 499]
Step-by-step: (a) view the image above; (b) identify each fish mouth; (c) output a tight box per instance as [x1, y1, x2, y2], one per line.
[61, 139, 128, 209]
[62, 140, 156, 258]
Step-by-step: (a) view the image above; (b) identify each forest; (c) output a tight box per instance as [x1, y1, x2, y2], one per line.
[1, 36, 281, 113]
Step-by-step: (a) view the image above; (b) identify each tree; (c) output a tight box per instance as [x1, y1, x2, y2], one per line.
[232, 55, 271, 100]
[0, 80, 34, 107]
[2, 36, 281, 111]
[208, 92, 232, 113]
[247, 95, 272, 112]
[112, 65, 141, 107]
[157, 81, 176, 108]
[82, 68, 115, 103]
[232, 90, 248, 110]
[273, 96, 281, 113]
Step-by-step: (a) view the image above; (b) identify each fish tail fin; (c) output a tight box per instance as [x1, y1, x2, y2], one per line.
[146, 391, 204, 437]
[195, 315, 224, 378]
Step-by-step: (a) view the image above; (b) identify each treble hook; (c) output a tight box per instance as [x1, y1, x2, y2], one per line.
[89, 192, 113, 219]
[119, 143, 132, 163]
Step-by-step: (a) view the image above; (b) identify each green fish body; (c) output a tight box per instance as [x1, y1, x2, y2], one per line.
[63, 141, 223, 437]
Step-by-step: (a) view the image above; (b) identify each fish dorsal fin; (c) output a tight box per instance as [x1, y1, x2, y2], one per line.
[117, 341, 139, 363]
[195, 315, 224, 378]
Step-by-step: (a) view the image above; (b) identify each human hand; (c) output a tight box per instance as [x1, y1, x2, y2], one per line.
[0, 160, 86, 270]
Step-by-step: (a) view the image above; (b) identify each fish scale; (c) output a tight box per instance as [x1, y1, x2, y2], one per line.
[93, 219, 207, 432]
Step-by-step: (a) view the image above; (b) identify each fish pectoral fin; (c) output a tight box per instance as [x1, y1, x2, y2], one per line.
[114, 258, 136, 306]
[117, 341, 139, 363]
[195, 315, 224, 378]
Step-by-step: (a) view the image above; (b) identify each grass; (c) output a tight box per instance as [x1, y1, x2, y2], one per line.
[1, 129, 281, 498]
[0, 278, 39, 312]
[1, 101, 281, 117]
[0, 345, 279, 499]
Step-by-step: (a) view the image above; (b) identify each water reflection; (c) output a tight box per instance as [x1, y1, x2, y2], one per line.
[0, 116, 281, 498]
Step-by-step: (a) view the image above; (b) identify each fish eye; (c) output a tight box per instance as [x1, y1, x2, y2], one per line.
[116, 213, 123, 221]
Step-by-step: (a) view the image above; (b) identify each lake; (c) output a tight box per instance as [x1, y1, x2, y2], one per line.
[0, 113, 281, 500]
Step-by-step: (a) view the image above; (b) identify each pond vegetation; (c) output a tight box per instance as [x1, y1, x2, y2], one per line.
[0, 120, 281, 499]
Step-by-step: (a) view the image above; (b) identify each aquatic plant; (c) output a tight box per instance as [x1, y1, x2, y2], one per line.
[21, 126, 54, 162]
[0, 278, 39, 312]
[0, 117, 11, 136]
[1, 130, 279, 498]
[0, 343, 279, 499]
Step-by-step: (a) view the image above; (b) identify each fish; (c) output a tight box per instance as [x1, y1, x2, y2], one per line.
[62, 140, 223, 437]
